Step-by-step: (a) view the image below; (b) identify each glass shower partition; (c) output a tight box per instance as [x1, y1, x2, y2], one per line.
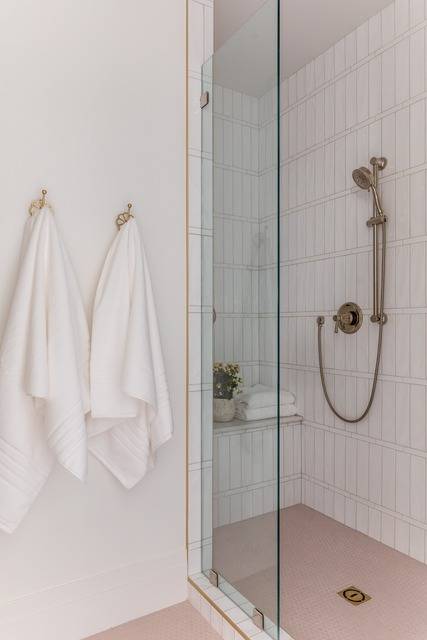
[201, 2, 281, 637]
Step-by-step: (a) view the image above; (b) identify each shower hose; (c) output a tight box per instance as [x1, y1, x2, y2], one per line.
[317, 220, 387, 424]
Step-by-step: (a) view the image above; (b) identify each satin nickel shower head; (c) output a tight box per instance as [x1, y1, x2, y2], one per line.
[352, 166, 374, 190]
[352, 166, 384, 215]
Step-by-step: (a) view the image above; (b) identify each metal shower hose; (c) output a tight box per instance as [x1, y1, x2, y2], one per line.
[317, 221, 387, 423]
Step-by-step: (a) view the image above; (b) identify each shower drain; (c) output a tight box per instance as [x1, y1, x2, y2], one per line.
[337, 586, 372, 606]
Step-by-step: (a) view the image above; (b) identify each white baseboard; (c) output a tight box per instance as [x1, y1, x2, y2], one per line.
[0, 548, 188, 640]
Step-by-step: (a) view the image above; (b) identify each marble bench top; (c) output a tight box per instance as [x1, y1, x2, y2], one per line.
[213, 414, 303, 434]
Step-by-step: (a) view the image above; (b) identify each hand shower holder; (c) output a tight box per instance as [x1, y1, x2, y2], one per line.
[367, 214, 387, 227]
[370, 156, 387, 170]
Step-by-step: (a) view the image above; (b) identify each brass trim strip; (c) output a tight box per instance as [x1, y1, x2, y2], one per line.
[185, 0, 189, 556]
[188, 577, 252, 640]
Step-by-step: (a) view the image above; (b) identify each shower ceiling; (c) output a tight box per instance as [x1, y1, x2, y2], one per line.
[214, 0, 394, 96]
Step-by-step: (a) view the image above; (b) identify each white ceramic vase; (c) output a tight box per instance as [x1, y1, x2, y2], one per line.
[213, 398, 235, 423]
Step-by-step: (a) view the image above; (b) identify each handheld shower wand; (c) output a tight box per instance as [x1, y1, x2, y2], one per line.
[352, 165, 384, 216]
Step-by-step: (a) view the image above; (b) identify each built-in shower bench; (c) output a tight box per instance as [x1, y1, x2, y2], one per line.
[212, 415, 303, 528]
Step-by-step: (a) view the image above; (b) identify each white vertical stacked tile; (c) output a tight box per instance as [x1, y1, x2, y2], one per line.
[213, 86, 261, 387]
[258, 87, 280, 389]
[277, 0, 427, 564]
[213, 419, 302, 528]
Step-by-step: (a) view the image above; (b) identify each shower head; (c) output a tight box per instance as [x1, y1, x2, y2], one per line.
[352, 166, 374, 190]
[352, 166, 384, 215]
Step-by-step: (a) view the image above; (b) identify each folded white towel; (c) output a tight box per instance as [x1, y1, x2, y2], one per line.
[238, 384, 295, 409]
[88, 218, 173, 489]
[235, 403, 297, 421]
[0, 206, 90, 533]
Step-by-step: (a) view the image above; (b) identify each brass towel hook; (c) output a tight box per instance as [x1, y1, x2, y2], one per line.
[116, 203, 134, 229]
[29, 189, 48, 216]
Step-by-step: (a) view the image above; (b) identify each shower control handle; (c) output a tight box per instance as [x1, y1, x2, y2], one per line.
[333, 311, 352, 333]
[333, 302, 363, 335]
[333, 315, 339, 333]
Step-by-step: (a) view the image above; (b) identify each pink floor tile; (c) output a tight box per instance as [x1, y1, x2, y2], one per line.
[214, 504, 427, 640]
[85, 601, 221, 640]
[86, 506, 427, 640]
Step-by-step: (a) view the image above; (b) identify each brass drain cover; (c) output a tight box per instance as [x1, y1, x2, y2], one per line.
[337, 586, 372, 606]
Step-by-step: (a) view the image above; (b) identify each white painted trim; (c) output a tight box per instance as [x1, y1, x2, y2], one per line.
[0, 549, 187, 640]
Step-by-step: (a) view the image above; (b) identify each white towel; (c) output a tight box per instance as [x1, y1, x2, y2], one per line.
[235, 404, 297, 421]
[88, 218, 173, 489]
[0, 206, 90, 533]
[238, 384, 295, 409]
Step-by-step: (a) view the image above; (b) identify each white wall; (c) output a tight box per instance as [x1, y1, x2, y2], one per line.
[281, 0, 427, 563]
[0, 1, 187, 638]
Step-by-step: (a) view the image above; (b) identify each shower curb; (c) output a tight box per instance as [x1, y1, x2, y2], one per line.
[188, 574, 294, 640]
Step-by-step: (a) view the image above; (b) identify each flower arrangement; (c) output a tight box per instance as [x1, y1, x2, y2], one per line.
[213, 362, 242, 400]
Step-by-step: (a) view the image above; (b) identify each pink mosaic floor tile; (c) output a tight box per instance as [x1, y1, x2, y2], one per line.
[215, 504, 427, 640]
[85, 601, 222, 640]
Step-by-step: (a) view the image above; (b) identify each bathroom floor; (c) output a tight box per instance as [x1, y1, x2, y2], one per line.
[85, 601, 221, 640]
[214, 504, 427, 640]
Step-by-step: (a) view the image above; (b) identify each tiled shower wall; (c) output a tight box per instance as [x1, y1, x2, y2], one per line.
[259, 90, 280, 388]
[212, 419, 302, 528]
[212, 87, 261, 387]
[281, 0, 427, 563]
[211, 80, 285, 528]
